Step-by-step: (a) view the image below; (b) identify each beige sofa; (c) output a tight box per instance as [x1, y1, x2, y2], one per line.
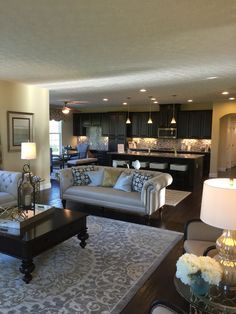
[59, 166, 173, 217]
[0, 170, 22, 208]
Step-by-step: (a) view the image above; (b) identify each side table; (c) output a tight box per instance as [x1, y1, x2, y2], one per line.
[174, 276, 236, 314]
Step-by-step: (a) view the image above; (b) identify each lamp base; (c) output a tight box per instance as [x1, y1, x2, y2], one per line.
[216, 230, 236, 291]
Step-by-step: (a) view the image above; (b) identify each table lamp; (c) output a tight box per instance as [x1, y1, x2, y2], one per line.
[200, 178, 236, 292]
[19, 142, 37, 211]
[21, 142, 36, 173]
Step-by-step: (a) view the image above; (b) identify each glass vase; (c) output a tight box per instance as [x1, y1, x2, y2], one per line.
[190, 273, 209, 296]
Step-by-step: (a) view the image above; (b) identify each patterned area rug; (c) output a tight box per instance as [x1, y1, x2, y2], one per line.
[0, 216, 182, 314]
[165, 189, 191, 206]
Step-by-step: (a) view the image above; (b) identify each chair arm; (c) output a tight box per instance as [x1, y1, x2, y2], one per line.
[0, 171, 22, 199]
[59, 168, 74, 198]
[184, 219, 222, 242]
[150, 299, 186, 314]
[141, 173, 173, 215]
[203, 245, 217, 257]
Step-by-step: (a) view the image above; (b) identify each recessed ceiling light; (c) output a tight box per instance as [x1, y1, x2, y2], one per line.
[122, 102, 127, 105]
[187, 99, 193, 103]
[140, 89, 147, 92]
[229, 97, 235, 100]
[151, 97, 156, 101]
[206, 76, 218, 80]
[153, 101, 158, 104]
[222, 91, 229, 95]
[103, 98, 108, 101]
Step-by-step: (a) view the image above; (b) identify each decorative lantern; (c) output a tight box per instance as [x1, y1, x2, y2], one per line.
[18, 166, 36, 213]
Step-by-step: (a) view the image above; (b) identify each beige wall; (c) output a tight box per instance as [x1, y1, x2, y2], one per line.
[61, 115, 77, 148]
[0, 81, 50, 189]
[210, 101, 236, 177]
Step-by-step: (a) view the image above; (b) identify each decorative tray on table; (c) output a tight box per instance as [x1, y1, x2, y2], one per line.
[0, 204, 54, 231]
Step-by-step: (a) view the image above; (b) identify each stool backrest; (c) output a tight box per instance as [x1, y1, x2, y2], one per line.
[77, 143, 89, 159]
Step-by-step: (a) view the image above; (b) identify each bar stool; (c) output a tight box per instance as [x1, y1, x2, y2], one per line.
[112, 160, 130, 168]
[131, 160, 149, 169]
[170, 164, 188, 171]
[169, 164, 188, 188]
[149, 162, 168, 171]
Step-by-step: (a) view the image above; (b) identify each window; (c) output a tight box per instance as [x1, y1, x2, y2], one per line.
[49, 120, 62, 154]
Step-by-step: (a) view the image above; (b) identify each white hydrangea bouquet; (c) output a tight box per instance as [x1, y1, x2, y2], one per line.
[176, 253, 223, 286]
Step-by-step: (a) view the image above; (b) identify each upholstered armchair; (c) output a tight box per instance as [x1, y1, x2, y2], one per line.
[183, 219, 221, 257]
[0, 170, 22, 208]
[150, 300, 186, 314]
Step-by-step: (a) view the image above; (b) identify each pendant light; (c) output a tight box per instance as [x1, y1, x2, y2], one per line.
[62, 101, 70, 114]
[147, 96, 153, 124]
[170, 95, 176, 124]
[126, 97, 131, 124]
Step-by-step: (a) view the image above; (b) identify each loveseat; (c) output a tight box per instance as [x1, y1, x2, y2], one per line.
[0, 170, 22, 208]
[59, 166, 173, 217]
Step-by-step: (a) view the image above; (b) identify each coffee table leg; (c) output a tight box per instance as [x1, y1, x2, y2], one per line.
[77, 228, 89, 248]
[19, 259, 35, 284]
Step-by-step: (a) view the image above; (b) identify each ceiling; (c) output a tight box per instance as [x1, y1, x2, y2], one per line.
[0, 0, 236, 112]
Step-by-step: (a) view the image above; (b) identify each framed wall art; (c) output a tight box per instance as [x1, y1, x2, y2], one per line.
[7, 111, 34, 152]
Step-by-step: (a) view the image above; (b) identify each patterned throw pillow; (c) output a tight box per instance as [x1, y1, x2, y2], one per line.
[72, 166, 95, 186]
[132, 172, 153, 192]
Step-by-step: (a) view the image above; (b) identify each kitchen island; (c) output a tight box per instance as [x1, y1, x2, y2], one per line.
[108, 151, 204, 191]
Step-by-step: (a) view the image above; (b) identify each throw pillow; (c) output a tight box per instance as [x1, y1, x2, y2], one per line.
[86, 169, 104, 186]
[113, 172, 133, 192]
[102, 168, 121, 187]
[132, 172, 153, 192]
[72, 166, 95, 186]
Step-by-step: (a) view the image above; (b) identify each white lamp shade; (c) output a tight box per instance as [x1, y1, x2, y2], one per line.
[200, 178, 236, 230]
[21, 142, 37, 160]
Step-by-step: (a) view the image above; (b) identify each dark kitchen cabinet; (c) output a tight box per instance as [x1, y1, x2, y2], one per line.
[159, 104, 180, 128]
[73, 113, 86, 136]
[177, 111, 189, 138]
[128, 112, 159, 138]
[101, 113, 109, 136]
[108, 112, 126, 151]
[177, 110, 212, 139]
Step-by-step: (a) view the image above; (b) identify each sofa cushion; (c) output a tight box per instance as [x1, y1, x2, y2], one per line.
[113, 172, 133, 192]
[64, 185, 142, 209]
[86, 169, 104, 186]
[102, 168, 121, 187]
[72, 166, 95, 186]
[132, 172, 153, 192]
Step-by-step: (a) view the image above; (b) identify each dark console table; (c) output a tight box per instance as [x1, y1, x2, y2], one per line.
[0, 208, 89, 283]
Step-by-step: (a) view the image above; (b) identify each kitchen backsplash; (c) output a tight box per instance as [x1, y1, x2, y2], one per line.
[77, 128, 211, 152]
[77, 127, 109, 150]
[128, 138, 211, 152]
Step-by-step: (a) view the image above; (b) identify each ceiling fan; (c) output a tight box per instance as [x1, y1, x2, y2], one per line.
[60, 100, 88, 114]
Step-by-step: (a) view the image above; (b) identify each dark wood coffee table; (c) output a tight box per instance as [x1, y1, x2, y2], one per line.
[0, 208, 89, 283]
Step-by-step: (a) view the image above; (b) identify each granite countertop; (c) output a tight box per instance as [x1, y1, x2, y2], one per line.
[108, 151, 204, 159]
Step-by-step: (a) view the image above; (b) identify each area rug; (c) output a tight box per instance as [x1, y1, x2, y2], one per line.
[0, 216, 182, 314]
[165, 189, 191, 206]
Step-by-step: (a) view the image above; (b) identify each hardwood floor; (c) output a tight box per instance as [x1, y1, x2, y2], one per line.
[40, 170, 233, 313]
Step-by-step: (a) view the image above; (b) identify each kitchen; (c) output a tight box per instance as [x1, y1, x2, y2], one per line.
[66, 104, 212, 190]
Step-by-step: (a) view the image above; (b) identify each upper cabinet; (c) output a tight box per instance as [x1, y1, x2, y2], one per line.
[159, 104, 180, 128]
[127, 112, 159, 138]
[73, 109, 212, 140]
[73, 113, 102, 136]
[177, 110, 212, 139]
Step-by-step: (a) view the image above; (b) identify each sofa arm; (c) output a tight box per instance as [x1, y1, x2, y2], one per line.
[141, 173, 173, 215]
[184, 219, 222, 242]
[59, 168, 74, 198]
[0, 171, 22, 199]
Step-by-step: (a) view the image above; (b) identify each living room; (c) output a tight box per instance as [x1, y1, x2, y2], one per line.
[0, 1, 236, 313]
